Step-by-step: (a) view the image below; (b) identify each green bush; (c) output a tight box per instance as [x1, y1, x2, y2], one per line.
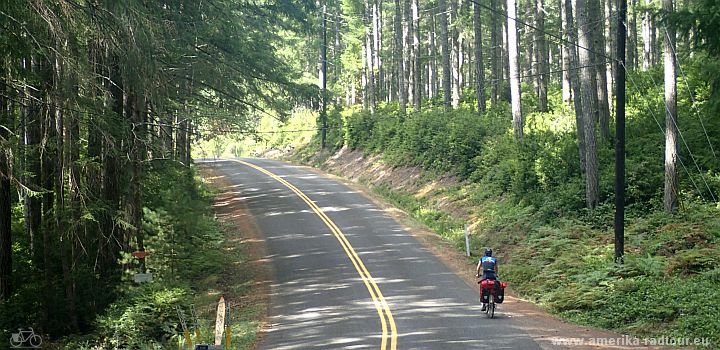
[94, 284, 188, 349]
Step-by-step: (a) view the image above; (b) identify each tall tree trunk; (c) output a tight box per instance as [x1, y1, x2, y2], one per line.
[490, 0, 502, 107]
[474, 2, 486, 112]
[334, 0, 343, 105]
[507, 0, 523, 139]
[450, 0, 461, 108]
[374, 0, 384, 102]
[24, 56, 42, 259]
[0, 69, 12, 301]
[439, 0, 452, 110]
[604, 0, 615, 114]
[577, 0, 600, 208]
[428, 13, 438, 100]
[591, 0, 611, 141]
[535, 0, 549, 111]
[524, 0, 535, 86]
[663, 0, 678, 213]
[364, 0, 377, 113]
[642, 1, 653, 70]
[395, 0, 407, 114]
[561, 0, 572, 102]
[88, 42, 103, 195]
[628, 0, 638, 70]
[54, 56, 79, 331]
[41, 87, 56, 328]
[100, 54, 124, 279]
[66, 64, 84, 329]
[412, 0, 422, 111]
[404, 0, 413, 110]
[126, 93, 147, 271]
[566, 0, 586, 172]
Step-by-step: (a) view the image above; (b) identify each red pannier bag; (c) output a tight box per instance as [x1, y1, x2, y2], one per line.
[478, 280, 507, 304]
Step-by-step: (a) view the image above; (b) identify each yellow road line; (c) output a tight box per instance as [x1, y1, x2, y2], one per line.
[233, 159, 398, 350]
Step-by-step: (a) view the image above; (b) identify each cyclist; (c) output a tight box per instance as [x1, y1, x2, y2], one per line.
[476, 247, 499, 311]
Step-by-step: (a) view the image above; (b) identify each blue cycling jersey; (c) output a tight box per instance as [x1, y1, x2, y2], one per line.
[481, 256, 497, 272]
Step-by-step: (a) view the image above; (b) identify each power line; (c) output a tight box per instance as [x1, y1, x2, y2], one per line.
[621, 61, 715, 202]
[621, 22, 717, 202]
[464, 0, 616, 64]
[639, 59, 717, 202]
[663, 27, 717, 160]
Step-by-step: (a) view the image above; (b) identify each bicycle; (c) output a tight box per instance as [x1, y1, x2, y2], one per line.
[10, 327, 42, 348]
[484, 292, 497, 318]
[477, 278, 506, 319]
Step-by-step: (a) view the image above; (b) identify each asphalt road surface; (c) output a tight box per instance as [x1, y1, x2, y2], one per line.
[204, 158, 545, 350]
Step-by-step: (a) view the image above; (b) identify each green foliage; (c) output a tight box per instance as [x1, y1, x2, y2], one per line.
[562, 276, 720, 342]
[372, 184, 462, 239]
[94, 285, 188, 349]
[53, 165, 238, 347]
[311, 59, 720, 345]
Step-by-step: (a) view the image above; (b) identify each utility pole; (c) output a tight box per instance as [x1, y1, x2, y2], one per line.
[614, 0, 627, 264]
[320, 5, 328, 149]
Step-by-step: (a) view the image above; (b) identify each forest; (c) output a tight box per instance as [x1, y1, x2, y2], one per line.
[2, 0, 720, 347]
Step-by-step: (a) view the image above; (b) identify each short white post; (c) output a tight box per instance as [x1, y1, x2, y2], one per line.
[464, 224, 471, 257]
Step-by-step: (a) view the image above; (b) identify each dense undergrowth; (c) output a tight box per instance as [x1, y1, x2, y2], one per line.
[43, 163, 262, 349]
[291, 62, 720, 345]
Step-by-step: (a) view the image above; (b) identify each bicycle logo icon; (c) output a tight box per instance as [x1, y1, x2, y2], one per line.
[9, 328, 42, 348]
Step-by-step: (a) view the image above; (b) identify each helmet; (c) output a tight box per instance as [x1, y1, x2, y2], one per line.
[484, 248, 493, 257]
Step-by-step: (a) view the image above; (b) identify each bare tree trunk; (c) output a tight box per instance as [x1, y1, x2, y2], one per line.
[374, 0, 384, 102]
[663, 0, 678, 213]
[334, 0, 343, 104]
[100, 53, 124, 278]
[439, 0, 452, 110]
[404, 0, 413, 110]
[507, 0, 523, 139]
[0, 68, 12, 301]
[628, 0, 638, 70]
[365, 0, 377, 113]
[412, 0, 422, 111]
[451, 0, 461, 108]
[577, 0, 600, 208]
[176, 108, 189, 165]
[535, 0, 549, 111]
[561, 0, 572, 102]
[40, 86, 56, 326]
[126, 94, 147, 270]
[54, 55, 79, 331]
[604, 0, 615, 114]
[66, 61, 84, 327]
[524, 0, 535, 86]
[591, 0, 611, 141]
[428, 14, 437, 100]
[642, 1, 652, 71]
[490, 0, 501, 107]
[23, 56, 42, 259]
[395, 0, 407, 114]
[474, 2, 486, 112]
[566, 0, 586, 172]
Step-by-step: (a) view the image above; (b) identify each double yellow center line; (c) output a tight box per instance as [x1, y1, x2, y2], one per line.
[234, 159, 398, 350]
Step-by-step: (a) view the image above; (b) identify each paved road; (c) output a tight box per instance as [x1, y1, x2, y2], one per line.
[204, 158, 543, 350]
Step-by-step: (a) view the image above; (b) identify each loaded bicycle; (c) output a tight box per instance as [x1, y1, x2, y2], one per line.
[478, 278, 507, 318]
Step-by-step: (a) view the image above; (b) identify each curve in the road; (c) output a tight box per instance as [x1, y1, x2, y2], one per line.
[231, 159, 398, 350]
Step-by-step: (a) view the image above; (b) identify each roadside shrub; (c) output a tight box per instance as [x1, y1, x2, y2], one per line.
[94, 284, 188, 348]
